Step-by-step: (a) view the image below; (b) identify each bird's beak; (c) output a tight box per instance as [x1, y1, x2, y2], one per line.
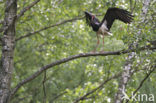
[84, 11, 93, 17]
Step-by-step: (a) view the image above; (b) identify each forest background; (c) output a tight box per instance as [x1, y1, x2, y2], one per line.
[0, 0, 156, 103]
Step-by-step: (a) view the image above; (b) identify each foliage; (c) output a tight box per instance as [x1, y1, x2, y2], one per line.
[0, 0, 155, 103]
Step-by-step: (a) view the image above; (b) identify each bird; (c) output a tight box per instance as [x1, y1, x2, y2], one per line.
[85, 7, 134, 52]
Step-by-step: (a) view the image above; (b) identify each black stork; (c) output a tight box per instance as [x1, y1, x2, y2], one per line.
[85, 7, 134, 52]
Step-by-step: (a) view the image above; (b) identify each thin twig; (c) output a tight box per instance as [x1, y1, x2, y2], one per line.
[15, 13, 103, 41]
[73, 73, 121, 103]
[15, 16, 84, 41]
[0, 0, 40, 33]
[16, 0, 40, 20]
[51, 91, 67, 102]
[10, 45, 156, 98]
[126, 67, 155, 103]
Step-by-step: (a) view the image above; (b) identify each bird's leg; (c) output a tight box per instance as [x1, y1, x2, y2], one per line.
[92, 32, 100, 52]
[100, 34, 105, 52]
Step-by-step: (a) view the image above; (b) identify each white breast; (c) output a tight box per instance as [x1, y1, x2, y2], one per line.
[98, 20, 108, 35]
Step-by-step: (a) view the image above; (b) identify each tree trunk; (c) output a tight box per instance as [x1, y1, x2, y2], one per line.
[114, 52, 135, 103]
[114, 0, 151, 103]
[0, 0, 17, 103]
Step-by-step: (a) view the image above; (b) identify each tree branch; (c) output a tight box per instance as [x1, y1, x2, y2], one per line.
[0, 0, 40, 34]
[15, 16, 84, 41]
[10, 45, 156, 98]
[133, 68, 155, 95]
[73, 72, 121, 103]
[16, 0, 40, 20]
[15, 13, 103, 41]
[126, 67, 155, 103]
[50, 91, 67, 102]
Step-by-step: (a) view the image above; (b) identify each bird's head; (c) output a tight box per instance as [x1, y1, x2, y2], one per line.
[84, 11, 100, 31]
[84, 11, 95, 21]
[84, 11, 97, 26]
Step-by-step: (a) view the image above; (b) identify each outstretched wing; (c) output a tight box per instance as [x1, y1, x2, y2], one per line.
[101, 8, 134, 30]
[85, 11, 100, 26]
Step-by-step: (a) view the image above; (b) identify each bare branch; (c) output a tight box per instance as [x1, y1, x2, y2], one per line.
[10, 45, 156, 98]
[133, 69, 155, 95]
[15, 16, 84, 41]
[0, 0, 40, 33]
[15, 13, 103, 41]
[73, 73, 121, 103]
[126, 68, 155, 103]
[16, 0, 40, 20]
[50, 91, 67, 102]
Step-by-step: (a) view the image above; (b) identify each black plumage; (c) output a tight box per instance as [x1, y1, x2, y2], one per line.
[101, 8, 134, 30]
[84, 7, 134, 52]
[85, 11, 100, 31]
